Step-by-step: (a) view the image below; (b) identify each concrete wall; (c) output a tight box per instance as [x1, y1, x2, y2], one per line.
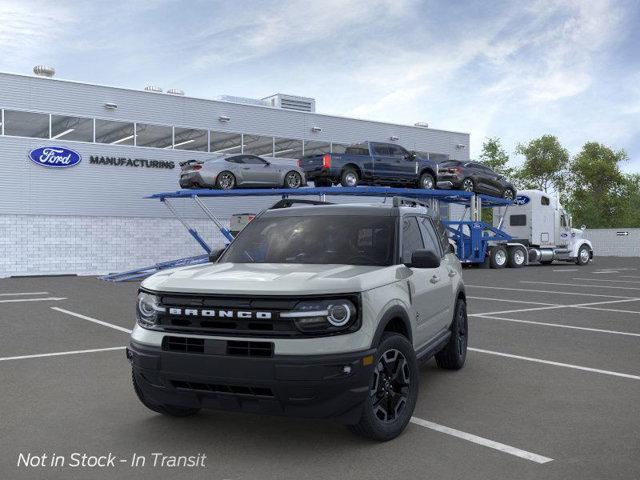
[584, 229, 640, 257]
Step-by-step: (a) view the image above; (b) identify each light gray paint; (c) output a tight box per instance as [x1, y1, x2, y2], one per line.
[583, 229, 640, 257]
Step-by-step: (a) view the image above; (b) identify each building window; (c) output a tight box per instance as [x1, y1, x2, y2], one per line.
[303, 140, 330, 156]
[243, 134, 274, 156]
[50, 114, 94, 142]
[273, 137, 303, 159]
[331, 143, 349, 154]
[3, 110, 50, 139]
[95, 119, 135, 145]
[135, 123, 173, 148]
[210, 131, 242, 154]
[172, 127, 208, 151]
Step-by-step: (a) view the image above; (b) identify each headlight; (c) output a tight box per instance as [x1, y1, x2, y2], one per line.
[281, 299, 357, 334]
[136, 292, 164, 328]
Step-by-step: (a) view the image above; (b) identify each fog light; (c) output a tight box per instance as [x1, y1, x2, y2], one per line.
[362, 355, 374, 366]
[342, 365, 352, 375]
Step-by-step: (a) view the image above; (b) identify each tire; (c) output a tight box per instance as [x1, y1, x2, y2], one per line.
[435, 298, 468, 370]
[132, 371, 200, 417]
[284, 171, 302, 189]
[418, 172, 435, 190]
[314, 178, 332, 187]
[576, 245, 591, 265]
[348, 333, 418, 441]
[215, 171, 236, 190]
[502, 188, 516, 200]
[340, 168, 359, 187]
[507, 246, 526, 268]
[461, 178, 475, 192]
[489, 245, 507, 269]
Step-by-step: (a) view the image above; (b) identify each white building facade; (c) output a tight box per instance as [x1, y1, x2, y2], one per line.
[0, 71, 470, 276]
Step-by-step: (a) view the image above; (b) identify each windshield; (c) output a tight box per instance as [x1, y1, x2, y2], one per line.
[220, 215, 397, 266]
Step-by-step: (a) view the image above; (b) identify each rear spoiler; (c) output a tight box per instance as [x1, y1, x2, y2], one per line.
[179, 159, 204, 167]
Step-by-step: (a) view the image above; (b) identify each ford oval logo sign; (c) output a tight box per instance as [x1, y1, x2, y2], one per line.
[514, 195, 530, 206]
[28, 146, 82, 168]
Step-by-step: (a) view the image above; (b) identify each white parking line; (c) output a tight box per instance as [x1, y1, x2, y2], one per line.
[552, 269, 578, 272]
[410, 417, 553, 464]
[469, 347, 640, 381]
[0, 292, 49, 296]
[573, 278, 640, 284]
[0, 346, 125, 362]
[521, 281, 640, 291]
[466, 285, 637, 299]
[0, 297, 67, 304]
[470, 305, 565, 316]
[51, 307, 132, 334]
[472, 315, 640, 338]
[469, 298, 640, 317]
[467, 296, 558, 307]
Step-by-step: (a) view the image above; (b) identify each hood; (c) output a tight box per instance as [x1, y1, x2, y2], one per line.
[141, 262, 404, 295]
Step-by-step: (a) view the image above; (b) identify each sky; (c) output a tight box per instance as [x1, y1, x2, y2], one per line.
[1, 0, 639, 171]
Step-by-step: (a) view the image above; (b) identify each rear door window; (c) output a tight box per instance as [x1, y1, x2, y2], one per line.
[401, 217, 425, 264]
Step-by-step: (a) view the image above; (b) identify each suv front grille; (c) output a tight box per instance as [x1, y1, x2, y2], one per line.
[171, 380, 274, 397]
[162, 336, 274, 357]
[226, 340, 274, 357]
[162, 336, 204, 353]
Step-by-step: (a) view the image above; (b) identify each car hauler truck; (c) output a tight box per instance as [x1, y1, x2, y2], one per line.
[492, 189, 593, 267]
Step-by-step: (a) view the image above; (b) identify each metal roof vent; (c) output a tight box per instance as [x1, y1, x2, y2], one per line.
[33, 65, 55, 78]
[144, 85, 163, 93]
[167, 88, 185, 96]
[262, 93, 316, 112]
[414, 122, 429, 128]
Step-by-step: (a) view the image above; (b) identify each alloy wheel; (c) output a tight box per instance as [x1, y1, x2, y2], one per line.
[286, 172, 301, 188]
[456, 305, 468, 357]
[503, 189, 515, 200]
[345, 172, 358, 187]
[580, 247, 590, 263]
[494, 248, 507, 266]
[218, 173, 235, 189]
[462, 179, 474, 192]
[421, 176, 434, 189]
[370, 349, 411, 423]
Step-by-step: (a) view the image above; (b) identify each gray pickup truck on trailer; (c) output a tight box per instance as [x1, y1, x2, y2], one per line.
[128, 198, 467, 440]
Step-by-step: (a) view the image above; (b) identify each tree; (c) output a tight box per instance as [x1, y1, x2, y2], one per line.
[515, 135, 569, 193]
[566, 142, 628, 228]
[479, 137, 515, 177]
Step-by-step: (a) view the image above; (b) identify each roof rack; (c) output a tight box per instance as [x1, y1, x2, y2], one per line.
[270, 198, 333, 209]
[391, 196, 431, 209]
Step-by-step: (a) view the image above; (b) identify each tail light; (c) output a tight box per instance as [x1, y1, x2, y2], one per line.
[297, 159, 301, 167]
[322, 154, 331, 168]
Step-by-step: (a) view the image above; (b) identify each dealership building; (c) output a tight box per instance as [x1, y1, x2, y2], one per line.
[0, 68, 471, 277]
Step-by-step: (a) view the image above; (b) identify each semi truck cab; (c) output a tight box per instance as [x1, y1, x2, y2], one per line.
[495, 189, 593, 265]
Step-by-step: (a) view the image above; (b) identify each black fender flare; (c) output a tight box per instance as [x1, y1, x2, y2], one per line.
[370, 305, 413, 348]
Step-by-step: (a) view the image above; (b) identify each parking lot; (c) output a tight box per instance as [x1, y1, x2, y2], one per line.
[1, 257, 639, 480]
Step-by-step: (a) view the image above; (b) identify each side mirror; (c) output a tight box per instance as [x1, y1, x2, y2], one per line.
[404, 152, 416, 160]
[208, 248, 225, 263]
[406, 249, 441, 268]
[581, 225, 586, 230]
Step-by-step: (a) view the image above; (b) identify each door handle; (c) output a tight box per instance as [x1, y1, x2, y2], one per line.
[430, 275, 440, 284]
[242, 167, 250, 170]
[448, 270, 457, 278]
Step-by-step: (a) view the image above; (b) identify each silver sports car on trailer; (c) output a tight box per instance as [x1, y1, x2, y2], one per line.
[179, 154, 307, 189]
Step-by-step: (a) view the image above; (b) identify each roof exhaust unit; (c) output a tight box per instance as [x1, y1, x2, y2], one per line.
[33, 65, 55, 78]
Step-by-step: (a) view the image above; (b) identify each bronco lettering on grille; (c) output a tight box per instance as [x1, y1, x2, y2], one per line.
[168, 308, 272, 320]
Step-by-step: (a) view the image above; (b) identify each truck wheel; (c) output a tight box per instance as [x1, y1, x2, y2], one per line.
[348, 333, 418, 441]
[507, 246, 526, 268]
[576, 245, 591, 265]
[340, 168, 359, 187]
[435, 298, 467, 370]
[418, 172, 435, 190]
[489, 245, 507, 268]
[132, 371, 200, 417]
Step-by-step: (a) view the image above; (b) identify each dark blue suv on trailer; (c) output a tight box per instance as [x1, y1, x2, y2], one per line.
[298, 142, 439, 189]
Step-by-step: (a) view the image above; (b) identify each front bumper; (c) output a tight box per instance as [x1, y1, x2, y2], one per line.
[128, 340, 375, 424]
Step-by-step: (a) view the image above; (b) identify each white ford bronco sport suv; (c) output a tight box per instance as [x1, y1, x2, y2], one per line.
[128, 197, 468, 440]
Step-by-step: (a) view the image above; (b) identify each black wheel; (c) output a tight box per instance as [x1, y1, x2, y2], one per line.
[435, 298, 468, 370]
[461, 178, 475, 192]
[418, 172, 435, 190]
[507, 246, 526, 268]
[502, 188, 516, 200]
[576, 245, 591, 265]
[284, 171, 302, 189]
[314, 178, 332, 187]
[215, 171, 236, 190]
[489, 245, 507, 269]
[340, 168, 359, 187]
[132, 371, 200, 417]
[348, 333, 418, 441]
